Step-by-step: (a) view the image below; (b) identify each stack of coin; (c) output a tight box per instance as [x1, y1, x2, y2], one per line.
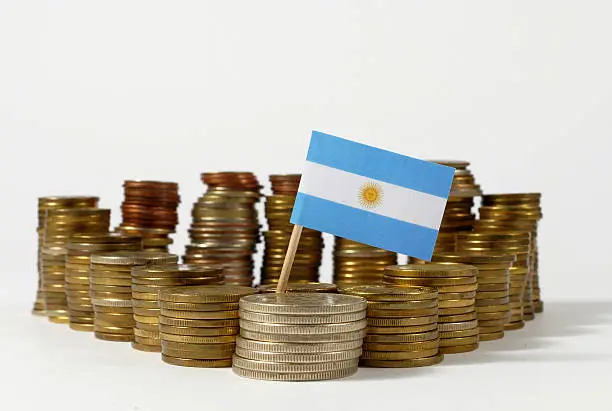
[89, 251, 178, 342]
[383, 264, 479, 354]
[456, 232, 531, 331]
[183, 172, 262, 286]
[131, 265, 224, 352]
[261, 175, 324, 285]
[42, 208, 110, 323]
[33, 196, 99, 316]
[159, 285, 257, 367]
[65, 233, 142, 331]
[333, 237, 397, 288]
[258, 282, 337, 294]
[234, 293, 367, 381]
[480, 193, 543, 314]
[341, 285, 442, 368]
[118, 180, 180, 252]
[431, 160, 483, 252]
[432, 253, 515, 340]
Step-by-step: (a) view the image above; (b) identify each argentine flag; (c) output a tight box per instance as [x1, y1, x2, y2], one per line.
[290, 131, 455, 261]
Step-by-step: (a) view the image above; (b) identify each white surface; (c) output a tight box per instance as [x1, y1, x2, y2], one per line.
[300, 161, 447, 229]
[1, 1, 612, 409]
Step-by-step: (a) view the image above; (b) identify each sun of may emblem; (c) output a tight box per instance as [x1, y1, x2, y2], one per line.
[358, 181, 383, 209]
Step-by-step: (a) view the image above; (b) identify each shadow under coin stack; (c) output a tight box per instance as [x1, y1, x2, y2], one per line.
[234, 293, 367, 381]
[158, 285, 257, 367]
[33, 196, 99, 316]
[383, 264, 480, 354]
[89, 251, 178, 342]
[456, 232, 531, 332]
[183, 172, 261, 286]
[432, 253, 515, 341]
[261, 175, 323, 285]
[42, 208, 110, 323]
[257, 282, 337, 294]
[333, 238, 397, 288]
[65, 233, 142, 331]
[341, 285, 443, 368]
[479, 193, 543, 315]
[131, 265, 224, 352]
[117, 180, 180, 252]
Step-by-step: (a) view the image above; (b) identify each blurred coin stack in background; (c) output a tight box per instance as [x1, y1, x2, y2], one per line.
[456, 232, 531, 331]
[333, 238, 397, 288]
[183, 172, 261, 286]
[431, 253, 514, 340]
[341, 285, 442, 368]
[234, 293, 367, 381]
[260, 175, 324, 285]
[89, 251, 177, 342]
[257, 282, 337, 294]
[116, 180, 180, 252]
[478, 193, 543, 315]
[431, 161, 483, 252]
[65, 233, 142, 331]
[131, 265, 223, 352]
[33, 196, 99, 316]
[159, 285, 256, 367]
[41, 207, 110, 323]
[384, 264, 479, 354]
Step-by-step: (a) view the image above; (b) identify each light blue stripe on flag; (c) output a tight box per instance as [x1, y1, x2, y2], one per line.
[306, 131, 454, 198]
[291, 193, 438, 260]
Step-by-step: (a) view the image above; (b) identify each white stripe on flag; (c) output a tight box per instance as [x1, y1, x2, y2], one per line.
[298, 161, 447, 230]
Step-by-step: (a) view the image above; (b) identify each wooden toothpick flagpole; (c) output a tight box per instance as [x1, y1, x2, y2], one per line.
[275, 224, 303, 293]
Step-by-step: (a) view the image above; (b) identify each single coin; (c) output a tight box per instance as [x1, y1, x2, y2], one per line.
[134, 328, 160, 338]
[158, 285, 256, 303]
[438, 312, 477, 323]
[94, 305, 134, 314]
[235, 337, 363, 353]
[367, 307, 438, 318]
[476, 297, 510, 306]
[234, 347, 362, 363]
[438, 291, 477, 300]
[367, 315, 438, 327]
[69, 323, 94, 332]
[161, 340, 235, 351]
[364, 330, 439, 343]
[239, 310, 365, 325]
[159, 324, 239, 336]
[363, 340, 438, 352]
[360, 353, 443, 368]
[476, 305, 510, 313]
[437, 284, 479, 293]
[160, 309, 239, 320]
[439, 335, 479, 347]
[366, 300, 437, 310]
[132, 307, 160, 316]
[162, 355, 232, 368]
[438, 320, 478, 332]
[232, 356, 358, 373]
[132, 342, 162, 352]
[131, 299, 160, 309]
[438, 306, 475, 315]
[439, 299, 475, 308]
[341, 284, 438, 301]
[477, 311, 510, 321]
[383, 263, 477, 278]
[239, 329, 366, 343]
[133, 315, 160, 324]
[160, 333, 236, 344]
[383, 276, 477, 286]
[366, 323, 438, 334]
[477, 291, 509, 299]
[439, 328, 480, 339]
[361, 348, 439, 360]
[162, 348, 235, 360]
[239, 293, 367, 315]
[478, 325, 505, 333]
[258, 283, 338, 294]
[132, 291, 160, 300]
[232, 364, 357, 381]
[479, 331, 505, 341]
[94, 332, 133, 342]
[159, 301, 240, 311]
[94, 324, 134, 334]
[476, 283, 509, 292]
[133, 336, 161, 346]
[439, 343, 479, 354]
[159, 317, 239, 328]
[239, 319, 367, 334]
[478, 319, 506, 327]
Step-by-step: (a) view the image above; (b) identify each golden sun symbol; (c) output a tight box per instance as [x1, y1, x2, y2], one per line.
[358, 182, 383, 209]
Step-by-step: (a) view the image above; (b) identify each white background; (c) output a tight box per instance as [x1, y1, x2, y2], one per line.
[1, 1, 611, 410]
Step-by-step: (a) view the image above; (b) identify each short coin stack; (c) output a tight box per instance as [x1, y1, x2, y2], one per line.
[33, 196, 99, 316]
[234, 293, 367, 381]
[333, 237, 397, 288]
[183, 172, 261, 286]
[131, 265, 224, 352]
[257, 282, 338, 294]
[159, 285, 257, 367]
[118, 180, 180, 252]
[89, 251, 178, 342]
[65, 233, 142, 331]
[383, 264, 480, 354]
[41, 207, 110, 323]
[341, 285, 443, 368]
[261, 175, 324, 285]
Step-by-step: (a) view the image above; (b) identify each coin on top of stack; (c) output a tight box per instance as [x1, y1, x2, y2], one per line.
[257, 282, 338, 294]
[234, 293, 367, 381]
[383, 264, 480, 354]
[333, 237, 397, 288]
[131, 264, 224, 352]
[340, 284, 443, 368]
[65, 233, 142, 332]
[159, 285, 257, 367]
[89, 251, 178, 342]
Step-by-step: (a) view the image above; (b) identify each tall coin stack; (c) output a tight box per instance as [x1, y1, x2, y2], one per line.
[431, 161, 483, 252]
[234, 293, 367, 381]
[34, 196, 99, 316]
[456, 232, 531, 331]
[341, 285, 443, 368]
[131, 265, 224, 352]
[257, 282, 338, 294]
[158, 285, 257, 367]
[65, 233, 142, 331]
[89, 251, 178, 342]
[41, 208, 110, 323]
[183, 172, 262, 286]
[479, 193, 543, 314]
[383, 264, 480, 354]
[333, 237, 397, 288]
[117, 180, 180, 252]
[432, 253, 515, 340]
[261, 174, 323, 285]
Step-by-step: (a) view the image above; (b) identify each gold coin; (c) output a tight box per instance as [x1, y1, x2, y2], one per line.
[438, 312, 477, 322]
[479, 331, 504, 341]
[439, 343, 479, 354]
[478, 325, 505, 333]
[438, 291, 477, 300]
[132, 299, 160, 309]
[437, 284, 478, 293]
[132, 307, 160, 316]
[359, 353, 443, 368]
[477, 291, 509, 299]
[160, 309, 239, 320]
[383, 263, 477, 278]
[239, 329, 366, 343]
[132, 291, 160, 300]
[159, 301, 240, 311]
[162, 355, 232, 368]
[439, 328, 480, 339]
[366, 300, 438, 310]
[364, 330, 439, 343]
[239, 293, 367, 315]
[162, 347, 235, 360]
[158, 324, 239, 336]
[361, 348, 439, 360]
[69, 323, 94, 332]
[477, 311, 510, 321]
[367, 307, 438, 318]
[159, 317, 241, 328]
[341, 284, 438, 301]
[367, 315, 438, 327]
[478, 319, 506, 327]
[131, 342, 162, 352]
[134, 328, 159, 338]
[439, 299, 475, 308]
[438, 320, 478, 332]
[94, 332, 133, 342]
[384, 276, 477, 286]
[134, 336, 161, 346]
[135, 322, 160, 332]
[363, 340, 438, 352]
[133, 315, 160, 324]
[160, 333, 236, 344]
[94, 324, 133, 334]
[366, 323, 437, 334]
[439, 335, 479, 347]
[475, 297, 510, 306]
[159, 285, 256, 303]
[438, 306, 475, 315]
[477, 283, 509, 292]
[476, 305, 510, 313]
